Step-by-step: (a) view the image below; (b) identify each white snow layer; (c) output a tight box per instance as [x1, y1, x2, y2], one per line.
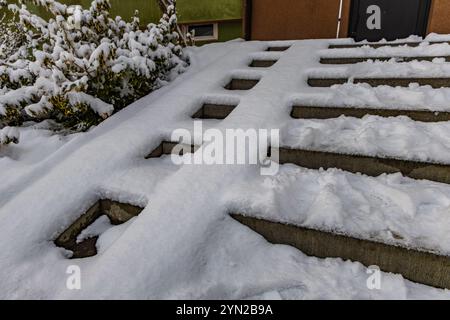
[327, 33, 450, 46]
[282, 116, 450, 164]
[0, 37, 450, 300]
[291, 83, 450, 112]
[309, 59, 450, 79]
[321, 43, 450, 59]
[234, 165, 450, 256]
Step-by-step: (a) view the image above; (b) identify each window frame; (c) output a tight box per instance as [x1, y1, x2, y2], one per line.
[183, 23, 219, 41]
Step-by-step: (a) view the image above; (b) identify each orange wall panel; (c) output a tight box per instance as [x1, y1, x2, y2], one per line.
[428, 0, 450, 35]
[250, 0, 351, 40]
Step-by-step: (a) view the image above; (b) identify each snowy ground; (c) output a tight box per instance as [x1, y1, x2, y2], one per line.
[1, 36, 450, 299]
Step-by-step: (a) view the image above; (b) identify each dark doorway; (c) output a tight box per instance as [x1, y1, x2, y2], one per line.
[349, 0, 431, 42]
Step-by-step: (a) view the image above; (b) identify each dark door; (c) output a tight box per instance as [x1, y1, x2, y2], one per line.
[349, 0, 431, 41]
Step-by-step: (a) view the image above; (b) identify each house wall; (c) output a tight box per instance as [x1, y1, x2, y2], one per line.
[218, 20, 243, 42]
[427, 0, 450, 34]
[183, 20, 243, 45]
[18, 0, 243, 24]
[3, 0, 244, 43]
[177, 0, 242, 23]
[248, 0, 352, 40]
[4, 0, 164, 23]
[247, 0, 450, 41]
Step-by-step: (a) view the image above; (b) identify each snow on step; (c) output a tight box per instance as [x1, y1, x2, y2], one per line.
[308, 77, 450, 89]
[308, 57, 450, 88]
[310, 58, 450, 78]
[328, 34, 450, 49]
[282, 116, 450, 166]
[232, 214, 450, 289]
[240, 164, 450, 254]
[278, 115, 450, 183]
[327, 34, 450, 49]
[275, 147, 450, 185]
[291, 83, 450, 113]
[320, 56, 450, 65]
[291, 105, 450, 122]
[328, 41, 450, 49]
[321, 42, 450, 64]
[230, 164, 450, 287]
[322, 42, 450, 60]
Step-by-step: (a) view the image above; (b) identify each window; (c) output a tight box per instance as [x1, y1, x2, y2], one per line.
[184, 23, 219, 41]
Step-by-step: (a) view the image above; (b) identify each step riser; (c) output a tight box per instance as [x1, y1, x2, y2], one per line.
[192, 104, 237, 120]
[250, 60, 277, 68]
[328, 41, 450, 49]
[276, 148, 450, 184]
[146, 142, 199, 159]
[225, 79, 259, 90]
[320, 56, 450, 64]
[267, 46, 290, 52]
[232, 214, 450, 289]
[55, 200, 144, 259]
[308, 78, 450, 88]
[291, 106, 450, 122]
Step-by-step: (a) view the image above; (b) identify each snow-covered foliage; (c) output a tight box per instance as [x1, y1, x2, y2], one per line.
[0, 0, 189, 145]
[0, 126, 19, 144]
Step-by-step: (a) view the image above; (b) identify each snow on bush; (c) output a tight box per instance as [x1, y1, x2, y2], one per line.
[0, 126, 19, 144]
[0, 0, 189, 145]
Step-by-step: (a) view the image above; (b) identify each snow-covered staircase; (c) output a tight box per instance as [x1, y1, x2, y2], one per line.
[54, 39, 450, 291]
[284, 39, 450, 183]
[4, 38, 450, 298]
[236, 39, 450, 290]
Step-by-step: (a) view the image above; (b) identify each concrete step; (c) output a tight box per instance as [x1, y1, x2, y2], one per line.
[231, 214, 450, 289]
[146, 141, 199, 159]
[225, 79, 260, 90]
[55, 200, 144, 259]
[250, 60, 278, 68]
[291, 105, 450, 122]
[192, 103, 237, 120]
[328, 41, 450, 49]
[320, 56, 450, 65]
[275, 147, 450, 184]
[308, 77, 450, 88]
